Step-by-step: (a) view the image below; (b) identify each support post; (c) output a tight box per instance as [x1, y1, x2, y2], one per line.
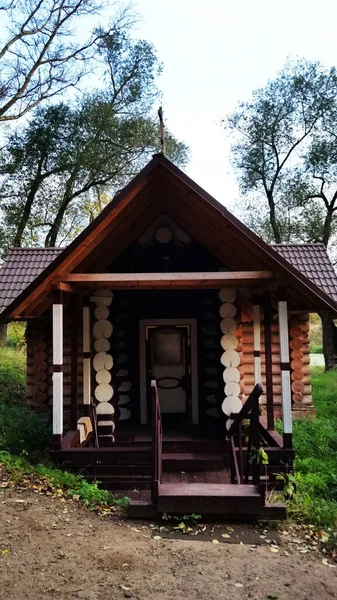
[82, 298, 91, 414]
[263, 291, 274, 430]
[52, 290, 63, 450]
[252, 295, 261, 387]
[277, 289, 293, 449]
[70, 294, 79, 431]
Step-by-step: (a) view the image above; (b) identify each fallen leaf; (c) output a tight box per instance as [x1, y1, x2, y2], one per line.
[1, 549, 8, 556]
[226, 526, 234, 532]
[234, 583, 244, 588]
[221, 533, 231, 539]
[153, 535, 161, 540]
[270, 547, 279, 553]
[212, 539, 220, 544]
[322, 558, 336, 568]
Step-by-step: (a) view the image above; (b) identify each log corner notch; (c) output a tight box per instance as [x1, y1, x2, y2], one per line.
[52, 289, 63, 450]
[277, 288, 293, 450]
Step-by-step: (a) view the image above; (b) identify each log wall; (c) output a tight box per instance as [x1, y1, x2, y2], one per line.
[25, 298, 314, 427]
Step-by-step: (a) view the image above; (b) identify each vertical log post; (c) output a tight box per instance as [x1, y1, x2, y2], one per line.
[252, 295, 261, 387]
[82, 298, 91, 415]
[263, 291, 274, 430]
[278, 289, 293, 449]
[70, 294, 79, 431]
[52, 289, 63, 450]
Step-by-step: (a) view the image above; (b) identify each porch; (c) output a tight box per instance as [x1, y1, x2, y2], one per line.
[50, 270, 295, 519]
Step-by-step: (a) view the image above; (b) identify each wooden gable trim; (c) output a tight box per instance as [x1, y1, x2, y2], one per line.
[3, 166, 159, 319]
[60, 271, 275, 289]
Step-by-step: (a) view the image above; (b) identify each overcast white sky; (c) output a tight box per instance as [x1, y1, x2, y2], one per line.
[102, 0, 337, 207]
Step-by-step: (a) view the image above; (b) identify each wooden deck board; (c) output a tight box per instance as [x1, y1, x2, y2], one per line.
[158, 483, 260, 497]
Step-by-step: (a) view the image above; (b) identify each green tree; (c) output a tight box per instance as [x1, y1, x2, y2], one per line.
[0, 100, 188, 250]
[225, 58, 337, 369]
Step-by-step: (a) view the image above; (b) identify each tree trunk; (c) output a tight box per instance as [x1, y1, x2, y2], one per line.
[322, 209, 334, 247]
[267, 191, 282, 243]
[0, 323, 7, 347]
[319, 312, 337, 371]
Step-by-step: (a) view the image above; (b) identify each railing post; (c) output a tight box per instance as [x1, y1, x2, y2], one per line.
[278, 289, 293, 449]
[52, 289, 63, 450]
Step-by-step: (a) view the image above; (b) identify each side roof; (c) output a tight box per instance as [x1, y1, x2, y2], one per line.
[0, 248, 63, 313]
[1, 153, 337, 319]
[273, 244, 337, 303]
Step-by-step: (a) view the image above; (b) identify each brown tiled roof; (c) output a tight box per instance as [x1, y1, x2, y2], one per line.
[273, 243, 337, 302]
[0, 242, 336, 315]
[0, 248, 63, 314]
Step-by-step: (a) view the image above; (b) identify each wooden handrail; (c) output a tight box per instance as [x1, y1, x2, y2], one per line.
[226, 384, 264, 437]
[227, 384, 264, 496]
[151, 379, 163, 503]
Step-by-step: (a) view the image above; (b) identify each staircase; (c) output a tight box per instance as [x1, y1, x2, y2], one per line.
[128, 382, 286, 520]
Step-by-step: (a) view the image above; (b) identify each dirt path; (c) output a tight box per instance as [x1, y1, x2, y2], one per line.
[0, 487, 336, 600]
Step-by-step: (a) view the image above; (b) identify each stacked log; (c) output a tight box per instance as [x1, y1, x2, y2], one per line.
[289, 313, 312, 406]
[91, 290, 115, 445]
[26, 321, 48, 411]
[219, 288, 243, 430]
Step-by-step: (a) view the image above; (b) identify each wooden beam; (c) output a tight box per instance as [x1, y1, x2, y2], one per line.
[278, 289, 293, 449]
[263, 291, 275, 431]
[60, 271, 275, 289]
[70, 295, 79, 431]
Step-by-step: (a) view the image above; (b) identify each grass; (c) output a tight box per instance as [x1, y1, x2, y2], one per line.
[285, 367, 337, 529]
[0, 451, 129, 511]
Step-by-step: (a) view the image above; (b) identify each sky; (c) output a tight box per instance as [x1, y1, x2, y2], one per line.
[99, 0, 337, 208]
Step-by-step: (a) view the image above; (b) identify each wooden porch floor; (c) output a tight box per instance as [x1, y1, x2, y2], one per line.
[112, 468, 231, 501]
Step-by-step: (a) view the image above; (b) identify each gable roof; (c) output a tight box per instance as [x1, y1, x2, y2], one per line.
[1, 153, 337, 319]
[1, 242, 336, 316]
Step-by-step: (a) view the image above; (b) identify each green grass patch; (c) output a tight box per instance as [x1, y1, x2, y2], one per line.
[310, 344, 323, 354]
[0, 451, 129, 511]
[285, 367, 337, 529]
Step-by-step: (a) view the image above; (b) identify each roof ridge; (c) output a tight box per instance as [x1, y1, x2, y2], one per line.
[272, 242, 326, 247]
[9, 247, 65, 251]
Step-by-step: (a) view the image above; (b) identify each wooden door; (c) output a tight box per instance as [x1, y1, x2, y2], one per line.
[147, 325, 191, 418]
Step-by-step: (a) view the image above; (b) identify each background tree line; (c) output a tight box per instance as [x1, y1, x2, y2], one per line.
[0, 0, 188, 255]
[225, 58, 337, 370]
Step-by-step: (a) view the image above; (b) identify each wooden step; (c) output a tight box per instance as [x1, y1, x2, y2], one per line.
[157, 483, 262, 515]
[162, 453, 224, 472]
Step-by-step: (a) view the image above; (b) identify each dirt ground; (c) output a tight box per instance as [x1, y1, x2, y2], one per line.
[0, 487, 336, 600]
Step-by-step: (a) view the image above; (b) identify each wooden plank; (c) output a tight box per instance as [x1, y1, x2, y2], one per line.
[61, 271, 274, 289]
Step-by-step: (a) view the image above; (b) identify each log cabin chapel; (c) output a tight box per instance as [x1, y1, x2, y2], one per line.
[1, 154, 337, 519]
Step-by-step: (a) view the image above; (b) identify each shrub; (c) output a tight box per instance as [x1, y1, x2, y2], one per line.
[0, 347, 50, 462]
[0, 347, 26, 403]
[5, 322, 26, 351]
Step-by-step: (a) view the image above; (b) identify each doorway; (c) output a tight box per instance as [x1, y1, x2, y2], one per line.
[139, 319, 198, 425]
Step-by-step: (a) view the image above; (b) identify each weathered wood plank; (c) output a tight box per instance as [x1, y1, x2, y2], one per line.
[61, 271, 275, 289]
